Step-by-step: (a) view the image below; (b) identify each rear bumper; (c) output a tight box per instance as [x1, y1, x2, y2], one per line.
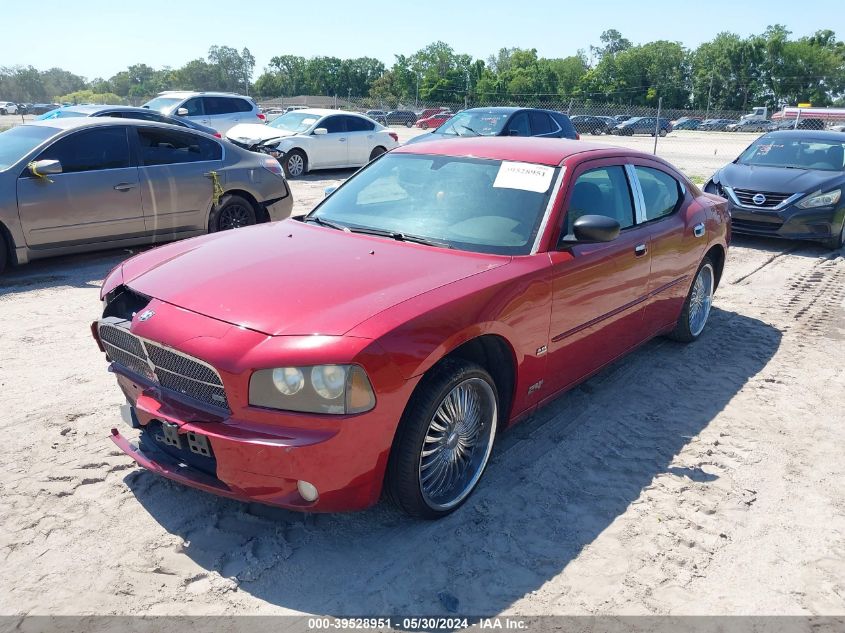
[264, 194, 293, 222]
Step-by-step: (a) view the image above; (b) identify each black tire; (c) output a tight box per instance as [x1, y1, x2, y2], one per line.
[591, 128, 603, 136]
[386, 358, 499, 519]
[369, 146, 387, 161]
[0, 234, 7, 275]
[209, 194, 257, 232]
[659, 128, 668, 137]
[0, 109, 6, 116]
[824, 220, 845, 250]
[283, 149, 307, 178]
[668, 256, 715, 343]
[420, 122, 429, 130]
[405, 120, 414, 128]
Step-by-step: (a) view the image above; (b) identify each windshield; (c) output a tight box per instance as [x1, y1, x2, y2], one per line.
[309, 153, 557, 255]
[269, 112, 320, 133]
[737, 137, 845, 171]
[435, 111, 510, 137]
[142, 97, 181, 113]
[0, 125, 57, 171]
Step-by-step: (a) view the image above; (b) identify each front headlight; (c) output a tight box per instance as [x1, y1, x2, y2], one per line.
[250, 364, 376, 415]
[795, 189, 841, 209]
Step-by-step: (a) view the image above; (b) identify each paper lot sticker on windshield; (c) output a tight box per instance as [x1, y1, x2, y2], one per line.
[493, 162, 555, 193]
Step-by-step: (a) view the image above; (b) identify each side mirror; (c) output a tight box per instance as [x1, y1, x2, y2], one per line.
[324, 186, 337, 197]
[29, 159, 63, 177]
[176, 107, 189, 116]
[313, 128, 328, 135]
[567, 215, 621, 244]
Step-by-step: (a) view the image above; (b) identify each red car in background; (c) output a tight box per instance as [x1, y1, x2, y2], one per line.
[416, 112, 452, 129]
[95, 137, 730, 519]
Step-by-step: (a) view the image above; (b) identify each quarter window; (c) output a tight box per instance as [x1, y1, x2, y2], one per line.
[36, 127, 130, 173]
[564, 166, 635, 235]
[137, 128, 222, 165]
[635, 166, 682, 221]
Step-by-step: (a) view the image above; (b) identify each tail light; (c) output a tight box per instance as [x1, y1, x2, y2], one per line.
[257, 113, 266, 121]
[575, 133, 581, 140]
[388, 132, 398, 142]
[214, 132, 222, 138]
[262, 156, 284, 178]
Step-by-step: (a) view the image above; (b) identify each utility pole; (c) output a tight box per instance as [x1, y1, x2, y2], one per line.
[653, 96, 662, 155]
[705, 72, 714, 120]
[464, 70, 469, 110]
[415, 72, 420, 109]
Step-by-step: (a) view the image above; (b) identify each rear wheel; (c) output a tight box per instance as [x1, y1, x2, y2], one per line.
[420, 122, 429, 130]
[369, 146, 387, 161]
[405, 120, 414, 128]
[668, 257, 715, 343]
[659, 128, 668, 137]
[386, 359, 499, 519]
[283, 150, 307, 178]
[591, 128, 603, 136]
[210, 194, 257, 232]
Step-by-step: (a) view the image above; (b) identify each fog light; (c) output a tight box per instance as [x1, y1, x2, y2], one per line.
[297, 480, 319, 502]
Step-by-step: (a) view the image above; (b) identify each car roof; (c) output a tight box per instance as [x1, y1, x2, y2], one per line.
[763, 129, 845, 140]
[22, 117, 199, 132]
[287, 108, 369, 118]
[52, 104, 162, 115]
[394, 136, 649, 166]
[155, 91, 251, 98]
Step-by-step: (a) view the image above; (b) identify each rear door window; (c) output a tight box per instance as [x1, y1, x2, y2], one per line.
[506, 112, 530, 136]
[346, 116, 375, 132]
[529, 112, 553, 135]
[635, 166, 682, 221]
[136, 127, 222, 165]
[36, 127, 131, 173]
[181, 98, 204, 116]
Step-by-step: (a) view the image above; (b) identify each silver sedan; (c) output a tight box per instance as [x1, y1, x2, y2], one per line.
[0, 117, 293, 273]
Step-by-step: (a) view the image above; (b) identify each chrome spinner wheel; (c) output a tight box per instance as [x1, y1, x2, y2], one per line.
[688, 262, 714, 337]
[418, 377, 497, 511]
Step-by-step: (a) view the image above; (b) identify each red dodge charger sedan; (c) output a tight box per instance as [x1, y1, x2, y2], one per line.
[94, 137, 730, 518]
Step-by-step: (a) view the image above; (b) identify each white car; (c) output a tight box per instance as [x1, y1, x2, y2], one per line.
[142, 91, 265, 134]
[0, 102, 19, 115]
[226, 108, 399, 178]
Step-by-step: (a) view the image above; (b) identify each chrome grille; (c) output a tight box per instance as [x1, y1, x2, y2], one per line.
[98, 320, 229, 411]
[733, 188, 792, 208]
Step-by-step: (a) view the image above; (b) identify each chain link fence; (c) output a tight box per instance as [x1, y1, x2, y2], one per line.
[257, 95, 845, 182]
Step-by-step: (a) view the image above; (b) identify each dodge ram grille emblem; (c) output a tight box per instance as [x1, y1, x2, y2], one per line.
[138, 309, 155, 322]
[752, 193, 766, 205]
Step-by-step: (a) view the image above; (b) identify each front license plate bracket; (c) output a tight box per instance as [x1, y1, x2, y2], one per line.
[186, 431, 212, 457]
[155, 421, 182, 448]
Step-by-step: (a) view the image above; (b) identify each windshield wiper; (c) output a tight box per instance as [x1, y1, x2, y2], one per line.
[342, 225, 453, 248]
[457, 124, 482, 136]
[303, 216, 350, 231]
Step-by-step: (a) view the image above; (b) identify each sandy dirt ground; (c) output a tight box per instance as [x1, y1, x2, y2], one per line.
[1, 140, 844, 620]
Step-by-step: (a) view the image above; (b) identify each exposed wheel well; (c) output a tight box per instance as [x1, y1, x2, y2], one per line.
[440, 335, 517, 429]
[221, 189, 268, 223]
[705, 244, 726, 289]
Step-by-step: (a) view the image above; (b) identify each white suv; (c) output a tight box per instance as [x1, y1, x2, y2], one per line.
[0, 102, 19, 115]
[142, 91, 265, 133]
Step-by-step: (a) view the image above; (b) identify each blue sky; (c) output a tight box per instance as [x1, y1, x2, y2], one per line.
[4, 0, 843, 79]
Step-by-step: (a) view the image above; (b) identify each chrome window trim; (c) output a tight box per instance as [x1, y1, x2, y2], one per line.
[625, 163, 647, 224]
[530, 167, 566, 255]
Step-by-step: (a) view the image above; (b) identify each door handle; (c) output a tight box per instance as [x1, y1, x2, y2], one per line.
[113, 183, 137, 192]
[634, 243, 648, 256]
[693, 222, 706, 238]
[338, 137, 347, 142]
